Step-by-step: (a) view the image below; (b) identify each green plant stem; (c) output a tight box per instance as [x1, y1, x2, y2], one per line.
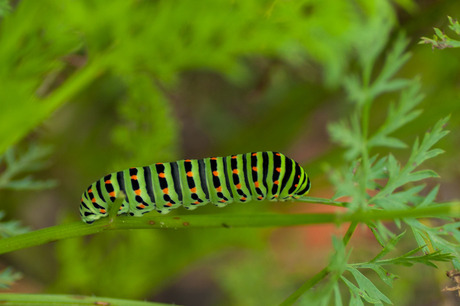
[0, 293, 170, 306]
[280, 221, 359, 305]
[280, 267, 329, 306]
[43, 57, 106, 114]
[342, 221, 358, 245]
[297, 196, 348, 207]
[0, 203, 457, 255]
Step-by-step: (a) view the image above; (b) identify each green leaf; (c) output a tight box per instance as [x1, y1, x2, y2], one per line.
[366, 265, 398, 287]
[373, 248, 454, 268]
[0, 144, 57, 191]
[368, 136, 407, 149]
[448, 16, 460, 34]
[341, 276, 381, 304]
[0, 211, 29, 238]
[0, 267, 22, 289]
[421, 17, 460, 49]
[347, 267, 392, 304]
[368, 80, 423, 150]
[349, 292, 365, 306]
[371, 117, 449, 203]
[369, 34, 411, 98]
[366, 221, 395, 247]
[408, 218, 460, 269]
[1, 176, 56, 190]
[387, 185, 425, 206]
[370, 232, 406, 262]
[333, 284, 343, 306]
[434, 27, 444, 38]
[328, 115, 362, 160]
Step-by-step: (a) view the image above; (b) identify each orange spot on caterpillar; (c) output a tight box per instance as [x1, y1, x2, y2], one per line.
[294, 184, 298, 187]
[109, 191, 116, 197]
[190, 187, 197, 193]
[219, 200, 226, 203]
[119, 206, 123, 210]
[88, 189, 93, 193]
[232, 169, 239, 174]
[138, 204, 146, 209]
[92, 198, 96, 203]
[276, 153, 281, 156]
[135, 189, 141, 195]
[156, 163, 162, 165]
[276, 167, 281, 172]
[213, 171, 219, 176]
[193, 201, 200, 204]
[252, 153, 257, 156]
[165, 202, 173, 207]
[257, 196, 263, 200]
[100, 209, 106, 213]
[241, 197, 247, 201]
[184, 159, 191, 162]
[211, 157, 217, 160]
[131, 175, 138, 180]
[252, 167, 258, 172]
[187, 171, 193, 177]
[236, 183, 242, 189]
[231, 155, 237, 159]
[254, 181, 260, 188]
[159, 173, 165, 178]
[298, 175, 301, 178]
[273, 195, 279, 198]
[274, 180, 279, 185]
[105, 180, 111, 184]
[216, 186, 222, 192]
[163, 188, 169, 194]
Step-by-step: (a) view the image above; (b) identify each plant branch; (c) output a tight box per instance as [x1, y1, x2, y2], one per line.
[280, 267, 330, 306]
[0, 202, 457, 255]
[280, 221, 359, 305]
[296, 196, 348, 207]
[0, 293, 170, 306]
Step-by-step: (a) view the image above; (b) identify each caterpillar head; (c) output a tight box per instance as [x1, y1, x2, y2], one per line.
[294, 171, 311, 197]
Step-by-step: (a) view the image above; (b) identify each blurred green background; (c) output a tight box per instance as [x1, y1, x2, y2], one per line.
[0, 0, 459, 305]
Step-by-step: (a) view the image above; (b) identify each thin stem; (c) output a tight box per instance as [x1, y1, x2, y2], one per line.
[279, 221, 360, 305]
[0, 202, 457, 255]
[295, 196, 348, 208]
[0, 293, 170, 306]
[280, 267, 329, 306]
[358, 78, 372, 210]
[342, 221, 358, 245]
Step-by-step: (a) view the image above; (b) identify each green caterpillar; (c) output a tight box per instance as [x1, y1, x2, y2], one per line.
[80, 151, 311, 224]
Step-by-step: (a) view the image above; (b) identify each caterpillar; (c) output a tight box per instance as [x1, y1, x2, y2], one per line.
[79, 151, 311, 224]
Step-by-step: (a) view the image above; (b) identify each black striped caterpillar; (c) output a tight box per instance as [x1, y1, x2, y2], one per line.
[80, 151, 311, 224]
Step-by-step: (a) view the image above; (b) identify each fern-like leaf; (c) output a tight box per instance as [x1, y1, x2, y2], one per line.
[0, 211, 29, 238]
[0, 268, 21, 289]
[0, 144, 56, 191]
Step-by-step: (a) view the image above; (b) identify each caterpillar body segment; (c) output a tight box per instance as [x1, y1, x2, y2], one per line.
[80, 151, 311, 224]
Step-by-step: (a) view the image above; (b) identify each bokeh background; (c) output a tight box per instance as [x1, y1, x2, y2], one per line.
[0, 0, 459, 305]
